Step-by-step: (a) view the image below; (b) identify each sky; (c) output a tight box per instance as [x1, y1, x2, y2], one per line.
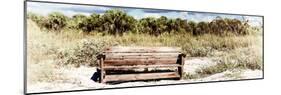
[27, 2, 263, 27]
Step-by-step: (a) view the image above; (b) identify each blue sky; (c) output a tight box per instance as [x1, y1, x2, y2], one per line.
[27, 2, 263, 27]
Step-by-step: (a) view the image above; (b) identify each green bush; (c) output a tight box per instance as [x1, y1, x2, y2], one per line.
[101, 9, 137, 35]
[67, 14, 87, 29]
[43, 12, 68, 31]
[138, 17, 158, 35]
[57, 38, 114, 67]
[28, 11, 251, 36]
[209, 17, 250, 35]
[27, 12, 45, 28]
[194, 48, 262, 77]
[79, 13, 103, 32]
[194, 22, 210, 35]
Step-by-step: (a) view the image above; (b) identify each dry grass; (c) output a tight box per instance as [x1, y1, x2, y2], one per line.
[27, 61, 66, 84]
[26, 20, 83, 85]
[54, 32, 260, 67]
[27, 19, 263, 85]
[184, 35, 262, 79]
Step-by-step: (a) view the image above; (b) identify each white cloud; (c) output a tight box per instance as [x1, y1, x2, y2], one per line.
[27, 6, 90, 17]
[27, 2, 105, 17]
[143, 13, 161, 18]
[179, 12, 188, 19]
[244, 16, 263, 27]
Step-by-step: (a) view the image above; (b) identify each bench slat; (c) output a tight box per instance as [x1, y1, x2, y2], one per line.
[105, 53, 180, 59]
[104, 47, 181, 53]
[104, 58, 178, 66]
[105, 72, 180, 82]
[98, 46, 185, 83]
[105, 57, 178, 60]
[104, 64, 181, 70]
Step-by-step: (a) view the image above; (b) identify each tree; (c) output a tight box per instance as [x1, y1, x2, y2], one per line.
[139, 17, 189, 35]
[156, 16, 168, 34]
[138, 17, 158, 35]
[177, 18, 189, 33]
[209, 17, 249, 35]
[209, 17, 229, 35]
[187, 21, 197, 33]
[29, 10, 250, 36]
[43, 12, 68, 31]
[167, 18, 182, 33]
[79, 13, 102, 32]
[101, 9, 136, 35]
[195, 22, 209, 35]
[68, 14, 87, 29]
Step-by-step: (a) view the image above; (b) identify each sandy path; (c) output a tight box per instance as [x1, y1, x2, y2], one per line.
[184, 57, 216, 74]
[27, 58, 262, 93]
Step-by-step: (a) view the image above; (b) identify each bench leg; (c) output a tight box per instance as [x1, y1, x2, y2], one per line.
[99, 58, 105, 83]
[178, 66, 183, 80]
[178, 55, 185, 79]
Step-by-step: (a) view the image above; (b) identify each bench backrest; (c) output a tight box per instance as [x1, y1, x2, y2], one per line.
[102, 47, 182, 66]
[97, 46, 185, 83]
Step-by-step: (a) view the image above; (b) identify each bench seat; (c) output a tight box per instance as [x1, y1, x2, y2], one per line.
[97, 46, 185, 83]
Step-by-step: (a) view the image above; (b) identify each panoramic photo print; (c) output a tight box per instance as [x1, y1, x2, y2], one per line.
[25, 1, 263, 93]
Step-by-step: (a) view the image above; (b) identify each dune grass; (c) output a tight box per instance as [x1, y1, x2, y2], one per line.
[27, 19, 263, 82]
[27, 18, 262, 67]
[184, 43, 262, 79]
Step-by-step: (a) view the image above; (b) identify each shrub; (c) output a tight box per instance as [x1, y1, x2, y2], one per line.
[138, 17, 158, 35]
[194, 48, 262, 77]
[186, 21, 197, 33]
[28, 11, 251, 36]
[79, 13, 103, 32]
[68, 14, 87, 29]
[43, 12, 68, 31]
[27, 12, 45, 28]
[194, 22, 210, 35]
[208, 17, 250, 36]
[183, 72, 200, 79]
[185, 47, 213, 57]
[57, 38, 114, 67]
[101, 9, 137, 35]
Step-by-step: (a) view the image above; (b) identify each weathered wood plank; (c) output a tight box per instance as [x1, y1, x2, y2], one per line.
[104, 64, 181, 70]
[104, 47, 181, 53]
[105, 53, 180, 59]
[104, 72, 180, 82]
[98, 47, 185, 83]
[105, 53, 181, 56]
[179, 54, 185, 79]
[99, 57, 104, 83]
[104, 58, 178, 66]
[105, 57, 179, 61]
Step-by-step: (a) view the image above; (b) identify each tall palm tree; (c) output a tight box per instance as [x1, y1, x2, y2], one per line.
[69, 14, 87, 29]
[79, 13, 102, 32]
[195, 22, 209, 35]
[138, 17, 158, 35]
[45, 12, 68, 31]
[156, 16, 168, 35]
[101, 9, 136, 35]
[187, 21, 197, 34]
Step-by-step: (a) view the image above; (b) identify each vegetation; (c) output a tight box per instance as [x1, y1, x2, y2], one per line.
[68, 14, 87, 29]
[57, 38, 115, 67]
[28, 10, 250, 36]
[101, 10, 137, 35]
[184, 46, 262, 79]
[27, 9, 262, 81]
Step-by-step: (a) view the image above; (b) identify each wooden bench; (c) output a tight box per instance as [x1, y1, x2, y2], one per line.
[96, 47, 186, 83]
